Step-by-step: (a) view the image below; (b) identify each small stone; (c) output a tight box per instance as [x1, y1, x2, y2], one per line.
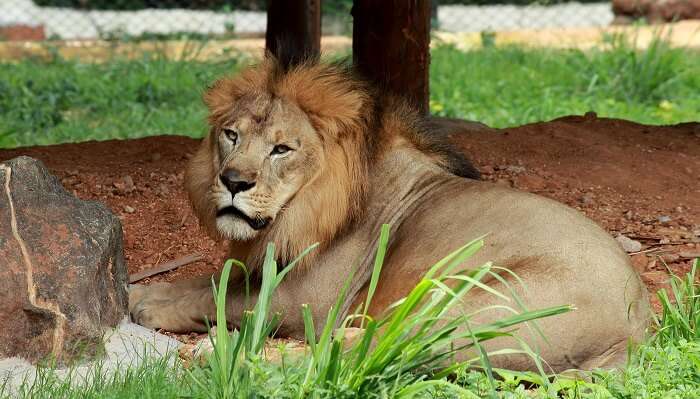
[659, 238, 670, 245]
[124, 205, 135, 214]
[658, 215, 672, 224]
[481, 165, 495, 174]
[113, 175, 135, 194]
[157, 183, 170, 196]
[625, 210, 634, 220]
[616, 234, 642, 253]
[676, 206, 684, 213]
[580, 193, 595, 206]
[505, 165, 526, 174]
[584, 111, 597, 119]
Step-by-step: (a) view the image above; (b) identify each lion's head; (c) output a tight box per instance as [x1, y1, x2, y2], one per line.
[186, 56, 478, 269]
[185, 57, 376, 268]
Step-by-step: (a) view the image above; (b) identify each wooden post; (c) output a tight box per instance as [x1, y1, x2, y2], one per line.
[265, 0, 321, 67]
[352, 0, 432, 114]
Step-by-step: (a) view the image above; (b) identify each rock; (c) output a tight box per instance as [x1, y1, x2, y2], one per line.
[504, 165, 526, 174]
[0, 156, 128, 364]
[124, 205, 135, 214]
[658, 215, 672, 224]
[156, 183, 170, 197]
[113, 175, 135, 194]
[616, 234, 643, 253]
[480, 165, 494, 174]
[584, 111, 598, 120]
[580, 193, 595, 206]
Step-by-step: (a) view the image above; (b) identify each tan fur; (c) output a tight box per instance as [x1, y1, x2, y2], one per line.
[185, 57, 453, 272]
[131, 57, 651, 372]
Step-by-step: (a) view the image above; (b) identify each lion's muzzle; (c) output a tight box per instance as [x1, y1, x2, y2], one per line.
[216, 206, 271, 230]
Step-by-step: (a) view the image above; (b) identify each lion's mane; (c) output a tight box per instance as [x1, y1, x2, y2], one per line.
[185, 56, 479, 271]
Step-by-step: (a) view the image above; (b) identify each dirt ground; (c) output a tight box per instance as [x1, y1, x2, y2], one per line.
[1, 115, 698, 316]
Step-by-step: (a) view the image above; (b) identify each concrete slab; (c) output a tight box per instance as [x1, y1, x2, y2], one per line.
[0, 318, 181, 396]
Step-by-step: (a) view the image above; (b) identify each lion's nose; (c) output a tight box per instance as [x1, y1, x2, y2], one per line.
[220, 169, 256, 195]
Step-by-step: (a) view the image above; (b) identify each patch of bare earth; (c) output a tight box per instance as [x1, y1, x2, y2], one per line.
[1, 115, 698, 340]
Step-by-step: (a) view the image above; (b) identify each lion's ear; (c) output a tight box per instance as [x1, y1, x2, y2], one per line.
[203, 60, 275, 121]
[277, 65, 370, 139]
[302, 89, 368, 139]
[203, 78, 237, 113]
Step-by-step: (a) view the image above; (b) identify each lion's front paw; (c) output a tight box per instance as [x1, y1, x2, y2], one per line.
[130, 297, 177, 330]
[128, 284, 209, 333]
[128, 282, 173, 311]
[128, 283, 184, 331]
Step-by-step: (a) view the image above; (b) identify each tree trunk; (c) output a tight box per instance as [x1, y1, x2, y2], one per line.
[265, 0, 321, 68]
[352, 0, 432, 114]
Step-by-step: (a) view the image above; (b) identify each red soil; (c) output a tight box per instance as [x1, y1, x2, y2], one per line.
[1, 115, 698, 313]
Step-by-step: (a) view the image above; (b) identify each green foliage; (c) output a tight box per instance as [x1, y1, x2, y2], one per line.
[429, 35, 700, 127]
[2, 34, 698, 148]
[3, 233, 699, 398]
[189, 225, 570, 398]
[0, 52, 241, 147]
[654, 259, 700, 347]
[580, 31, 693, 104]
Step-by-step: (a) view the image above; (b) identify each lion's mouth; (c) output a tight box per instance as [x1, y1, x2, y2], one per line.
[216, 206, 271, 230]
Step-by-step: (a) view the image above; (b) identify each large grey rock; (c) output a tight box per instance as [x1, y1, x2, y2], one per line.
[0, 156, 128, 364]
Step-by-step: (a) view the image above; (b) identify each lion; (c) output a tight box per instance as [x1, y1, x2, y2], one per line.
[129, 56, 650, 372]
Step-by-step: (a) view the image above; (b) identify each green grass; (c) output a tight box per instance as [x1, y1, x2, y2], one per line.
[1, 33, 699, 149]
[4, 226, 699, 398]
[430, 33, 700, 127]
[0, 53, 241, 148]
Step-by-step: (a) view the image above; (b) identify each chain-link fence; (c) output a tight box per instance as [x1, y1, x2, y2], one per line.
[0, 0, 627, 42]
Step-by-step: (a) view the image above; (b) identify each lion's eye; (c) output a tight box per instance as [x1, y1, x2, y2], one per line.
[223, 128, 238, 144]
[271, 144, 292, 156]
